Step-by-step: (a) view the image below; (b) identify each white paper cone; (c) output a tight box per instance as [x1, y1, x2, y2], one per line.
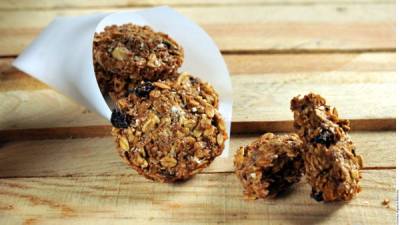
[13, 6, 232, 156]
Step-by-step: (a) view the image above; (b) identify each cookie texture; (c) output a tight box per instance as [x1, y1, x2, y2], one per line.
[93, 24, 184, 96]
[111, 73, 226, 182]
[234, 133, 304, 199]
[291, 93, 363, 202]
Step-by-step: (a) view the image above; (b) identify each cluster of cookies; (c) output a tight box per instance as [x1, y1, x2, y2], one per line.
[234, 93, 363, 202]
[92, 24, 362, 202]
[93, 24, 227, 182]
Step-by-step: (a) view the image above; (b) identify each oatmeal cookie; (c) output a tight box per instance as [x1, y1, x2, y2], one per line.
[94, 63, 141, 101]
[111, 73, 226, 182]
[234, 133, 304, 199]
[93, 23, 184, 84]
[291, 93, 363, 202]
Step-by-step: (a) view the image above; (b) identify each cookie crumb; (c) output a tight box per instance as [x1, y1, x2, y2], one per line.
[382, 198, 390, 208]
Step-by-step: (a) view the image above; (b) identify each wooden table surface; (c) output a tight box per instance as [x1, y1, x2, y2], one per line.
[0, 1, 396, 224]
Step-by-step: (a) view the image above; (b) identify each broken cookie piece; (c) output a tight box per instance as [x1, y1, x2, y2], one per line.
[111, 73, 226, 182]
[93, 23, 184, 95]
[234, 133, 304, 199]
[291, 93, 363, 202]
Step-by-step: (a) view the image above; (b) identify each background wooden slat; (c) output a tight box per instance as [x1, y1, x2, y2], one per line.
[1, 52, 395, 92]
[0, 0, 395, 10]
[1, 53, 395, 132]
[0, 132, 394, 177]
[224, 52, 395, 74]
[0, 170, 395, 225]
[0, 72, 394, 131]
[0, 4, 395, 56]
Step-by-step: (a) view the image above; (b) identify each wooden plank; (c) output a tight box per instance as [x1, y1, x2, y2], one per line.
[0, 170, 395, 225]
[232, 72, 395, 122]
[0, 4, 394, 55]
[1, 52, 395, 92]
[224, 52, 395, 74]
[0, 132, 394, 178]
[0, 71, 395, 131]
[0, 0, 394, 10]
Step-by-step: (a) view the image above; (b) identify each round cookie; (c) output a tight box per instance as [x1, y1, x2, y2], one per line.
[234, 133, 304, 199]
[111, 73, 226, 182]
[93, 24, 184, 83]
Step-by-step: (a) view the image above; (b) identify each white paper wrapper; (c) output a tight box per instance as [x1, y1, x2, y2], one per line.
[13, 6, 232, 156]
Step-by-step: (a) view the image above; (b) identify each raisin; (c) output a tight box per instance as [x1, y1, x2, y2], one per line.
[127, 87, 135, 93]
[110, 109, 129, 128]
[162, 40, 172, 48]
[134, 81, 154, 97]
[312, 129, 335, 147]
[311, 190, 324, 202]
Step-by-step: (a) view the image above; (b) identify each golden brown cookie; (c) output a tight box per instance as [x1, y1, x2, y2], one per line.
[234, 133, 304, 199]
[93, 24, 184, 86]
[291, 93, 363, 202]
[111, 73, 226, 182]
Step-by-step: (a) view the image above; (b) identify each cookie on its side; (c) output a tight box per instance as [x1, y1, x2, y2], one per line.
[111, 73, 226, 182]
[234, 133, 304, 199]
[291, 93, 363, 202]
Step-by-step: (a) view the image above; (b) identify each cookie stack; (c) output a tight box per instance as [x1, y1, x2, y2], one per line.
[93, 24, 228, 182]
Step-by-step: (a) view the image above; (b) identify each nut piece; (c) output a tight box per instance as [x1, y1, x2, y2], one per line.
[111, 46, 130, 61]
[234, 133, 304, 199]
[141, 112, 160, 133]
[147, 53, 161, 68]
[133, 154, 148, 168]
[160, 156, 178, 168]
[119, 136, 130, 151]
[291, 93, 363, 202]
[217, 133, 225, 146]
[153, 82, 171, 90]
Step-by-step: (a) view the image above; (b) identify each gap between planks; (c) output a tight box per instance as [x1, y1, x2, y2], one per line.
[0, 166, 395, 180]
[0, 118, 395, 143]
[0, 49, 396, 59]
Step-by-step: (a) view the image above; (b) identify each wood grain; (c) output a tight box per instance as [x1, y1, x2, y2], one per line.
[0, 170, 395, 225]
[0, 132, 394, 178]
[0, 1, 395, 224]
[224, 52, 395, 74]
[0, 71, 395, 131]
[1, 53, 395, 132]
[0, 0, 394, 10]
[0, 4, 394, 55]
[1, 52, 395, 89]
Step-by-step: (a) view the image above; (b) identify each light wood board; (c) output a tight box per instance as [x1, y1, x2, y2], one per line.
[0, 1, 396, 224]
[0, 4, 395, 55]
[0, 170, 395, 225]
